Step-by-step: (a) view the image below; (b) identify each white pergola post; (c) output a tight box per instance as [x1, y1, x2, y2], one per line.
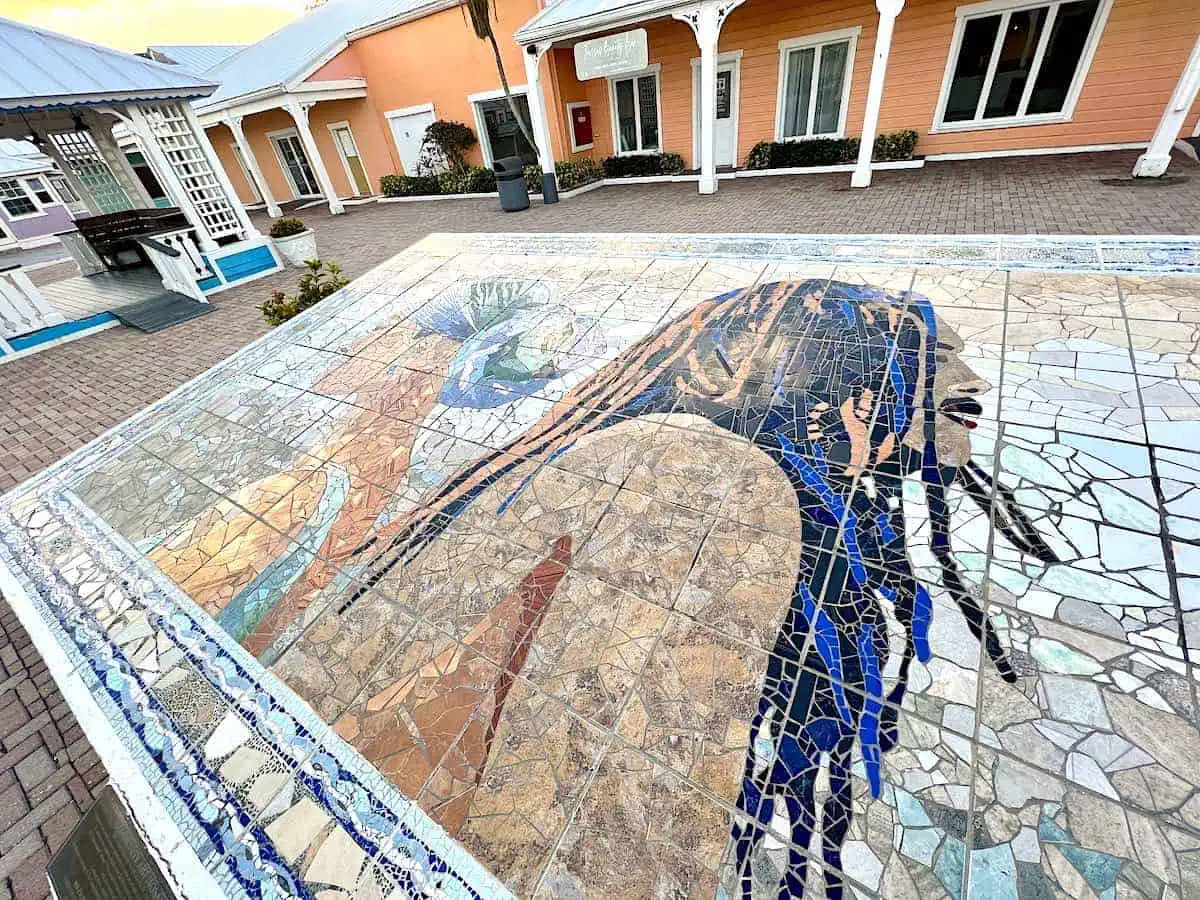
[1133, 32, 1200, 178]
[39, 140, 104, 217]
[225, 113, 282, 218]
[179, 103, 263, 239]
[284, 99, 345, 215]
[522, 42, 560, 203]
[674, 0, 744, 195]
[122, 105, 219, 251]
[851, 0, 905, 189]
[81, 110, 157, 208]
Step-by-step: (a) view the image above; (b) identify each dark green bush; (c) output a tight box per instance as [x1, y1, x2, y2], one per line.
[524, 158, 603, 193]
[268, 216, 306, 238]
[416, 120, 477, 174]
[380, 174, 440, 197]
[601, 152, 686, 178]
[745, 129, 919, 170]
[437, 166, 496, 194]
[260, 260, 348, 326]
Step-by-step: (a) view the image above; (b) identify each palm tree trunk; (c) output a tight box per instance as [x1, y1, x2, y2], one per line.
[485, 30, 538, 156]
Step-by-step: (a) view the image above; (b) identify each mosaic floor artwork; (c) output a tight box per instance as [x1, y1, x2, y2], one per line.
[3, 232, 1200, 899]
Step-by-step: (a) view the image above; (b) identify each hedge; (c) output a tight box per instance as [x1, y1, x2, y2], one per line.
[601, 152, 685, 178]
[524, 158, 603, 193]
[379, 166, 496, 197]
[745, 129, 919, 170]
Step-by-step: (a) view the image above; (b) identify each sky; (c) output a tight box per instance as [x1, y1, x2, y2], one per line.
[8, 0, 307, 53]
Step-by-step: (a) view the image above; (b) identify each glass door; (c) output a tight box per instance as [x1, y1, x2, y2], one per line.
[272, 133, 320, 197]
[475, 96, 537, 166]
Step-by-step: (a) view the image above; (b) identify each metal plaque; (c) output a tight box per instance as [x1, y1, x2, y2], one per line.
[48, 786, 177, 900]
[573, 29, 649, 80]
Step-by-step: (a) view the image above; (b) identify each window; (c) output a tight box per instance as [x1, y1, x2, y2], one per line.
[938, 0, 1105, 128]
[776, 30, 858, 140]
[475, 95, 538, 166]
[48, 174, 79, 204]
[24, 177, 55, 206]
[610, 68, 661, 154]
[0, 180, 38, 218]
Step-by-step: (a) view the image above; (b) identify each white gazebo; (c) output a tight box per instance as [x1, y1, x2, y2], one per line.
[0, 16, 281, 355]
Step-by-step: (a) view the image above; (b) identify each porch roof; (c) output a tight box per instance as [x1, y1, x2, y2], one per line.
[0, 17, 216, 113]
[516, 0, 686, 44]
[0, 138, 52, 178]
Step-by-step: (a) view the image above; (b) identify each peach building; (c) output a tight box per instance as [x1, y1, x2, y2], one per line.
[194, 0, 1200, 211]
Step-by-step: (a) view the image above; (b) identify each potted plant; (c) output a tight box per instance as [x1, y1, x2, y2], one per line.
[269, 217, 317, 267]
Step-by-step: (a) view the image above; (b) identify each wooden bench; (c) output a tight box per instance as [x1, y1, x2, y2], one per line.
[72, 208, 190, 272]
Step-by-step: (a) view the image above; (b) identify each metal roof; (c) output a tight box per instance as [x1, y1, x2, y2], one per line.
[0, 138, 52, 178]
[195, 0, 456, 112]
[516, 0, 684, 43]
[146, 44, 245, 75]
[0, 17, 216, 112]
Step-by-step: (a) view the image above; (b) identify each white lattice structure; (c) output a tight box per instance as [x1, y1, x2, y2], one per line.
[47, 131, 133, 214]
[138, 102, 241, 240]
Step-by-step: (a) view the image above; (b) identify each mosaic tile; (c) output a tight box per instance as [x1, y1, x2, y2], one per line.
[6, 233, 1200, 899]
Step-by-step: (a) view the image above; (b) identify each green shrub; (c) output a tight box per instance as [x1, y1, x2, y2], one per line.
[602, 153, 686, 178]
[379, 174, 440, 197]
[260, 259, 349, 326]
[437, 165, 496, 194]
[524, 158, 603, 193]
[744, 129, 919, 170]
[268, 217, 306, 238]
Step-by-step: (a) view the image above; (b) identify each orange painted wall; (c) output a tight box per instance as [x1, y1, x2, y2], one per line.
[207, 123, 258, 205]
[548, 0, 1198, 168]
[308, 42, 367, 81]
[341, 0, 547, 173]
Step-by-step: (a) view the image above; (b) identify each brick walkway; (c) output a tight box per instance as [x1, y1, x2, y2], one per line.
[0, 604, 105, 900]
[0, 148, 1196, 895]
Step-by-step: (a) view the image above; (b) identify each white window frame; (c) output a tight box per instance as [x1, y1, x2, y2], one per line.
[0, 219, 14, 247]
[22, 176, 60, 208]
[607, 64, 664, 156]
[566, 101, 594, 152]
[326, 120, 372, 195]
[266, 127, 322, 199]
[468, 85, 531, 168]
[46, 173, 79, 205]
[931, 0, 1114, 133]
[0, 178, 46, 220]
[774, 27, 860, 142]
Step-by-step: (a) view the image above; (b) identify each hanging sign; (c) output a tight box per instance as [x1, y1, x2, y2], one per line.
[574, 29, 648, 80]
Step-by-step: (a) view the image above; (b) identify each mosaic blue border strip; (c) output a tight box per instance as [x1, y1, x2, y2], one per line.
[1, 232, 1197, 899]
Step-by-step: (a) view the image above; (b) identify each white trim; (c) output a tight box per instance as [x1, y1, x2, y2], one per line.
[930, 0, 1114, 134]
[469, 84, 531, 167]
[384, 102, 436, 119]
[566, 101, 595, 152]
[607, 64, 664, 156]
[691, 50, 743, 168]
[326, 120, 372, 196]
[0, 318, 120, 363]
[774, 27, 861, 142]
[0, 177, 49, 221]
[266, 127, 322, 199]
[228, 140, 264, 205]
[195, 80, 368, 126]
[924, 140, 1146, 160]
[379, 191, 500, 203]
[16, 233, 65, 250]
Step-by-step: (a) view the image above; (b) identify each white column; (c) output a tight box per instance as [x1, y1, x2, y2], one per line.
[1133, 32, 1200, 178]
[851, 0, 904, 189]
[122, 105, 219, 251]
[674, 1, 743, 195]
[39, 140, 104, 217]
[522, 42, 560, 202]
[82, 110, 156, 208]
[284, 99, 345, 215]
[225, 114, 282, 218]
[179, 103, 264, 238]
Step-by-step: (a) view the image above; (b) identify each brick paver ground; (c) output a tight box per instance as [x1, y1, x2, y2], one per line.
[0, 148, 1196, 895]
[0, 603, 106, 900]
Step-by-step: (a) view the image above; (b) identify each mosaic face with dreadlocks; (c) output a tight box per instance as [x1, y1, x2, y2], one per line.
[324, 276, 1057, 898]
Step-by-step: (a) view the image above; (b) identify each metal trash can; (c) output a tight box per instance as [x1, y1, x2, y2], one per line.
[494, 156, 530, 212]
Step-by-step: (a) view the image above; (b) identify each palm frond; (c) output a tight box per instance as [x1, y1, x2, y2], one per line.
[465, 0, 490, 39]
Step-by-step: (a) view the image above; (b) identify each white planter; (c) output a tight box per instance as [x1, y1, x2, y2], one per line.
[273, 229, 317, 267]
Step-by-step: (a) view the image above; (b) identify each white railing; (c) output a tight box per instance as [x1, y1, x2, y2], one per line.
[0, 266, 67, 348]
[137, 229, 213, 303]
